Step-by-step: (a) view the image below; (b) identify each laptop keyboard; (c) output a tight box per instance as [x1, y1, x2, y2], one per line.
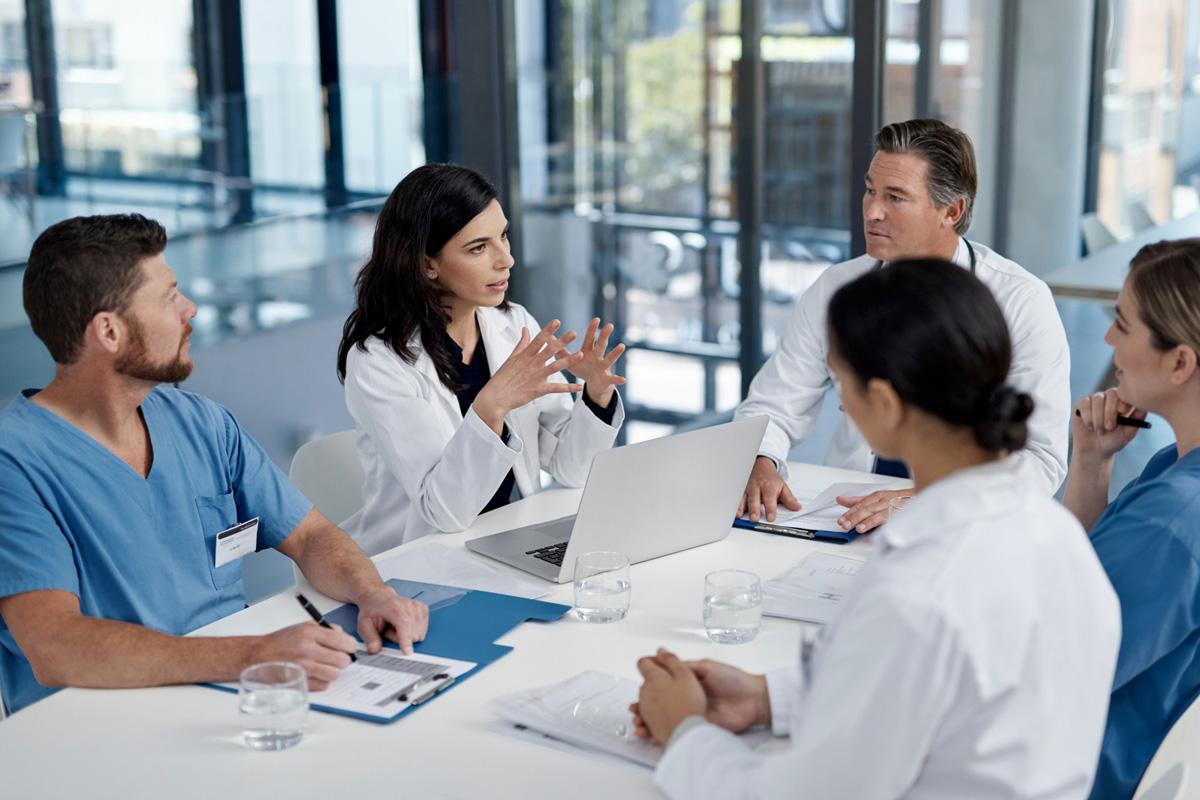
[526, 541, 569, 566]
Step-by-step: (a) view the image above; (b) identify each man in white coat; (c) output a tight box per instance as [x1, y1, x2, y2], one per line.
[735, 118, 1070, 533]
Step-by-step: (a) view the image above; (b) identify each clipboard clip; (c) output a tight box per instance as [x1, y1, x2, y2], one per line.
[752, 522, 816, 538]
[399, 673, 454, 705]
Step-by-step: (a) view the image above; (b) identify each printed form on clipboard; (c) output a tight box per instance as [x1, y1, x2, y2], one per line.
[734, 480, 908, 543]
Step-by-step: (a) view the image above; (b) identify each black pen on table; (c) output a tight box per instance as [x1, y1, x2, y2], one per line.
[1074, 409, 1152, 429]
[296, 592, 358, 663]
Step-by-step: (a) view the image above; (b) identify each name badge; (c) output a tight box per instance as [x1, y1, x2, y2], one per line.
[214, 517, 259, 568]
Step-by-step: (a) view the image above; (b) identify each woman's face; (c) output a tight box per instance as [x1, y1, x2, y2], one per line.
[426, 198, 513, 319]
[826, 343, 900, 459]
[1105, 276, 1175, 411]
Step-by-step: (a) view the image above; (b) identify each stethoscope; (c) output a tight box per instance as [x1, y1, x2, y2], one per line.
[872, 239, 977, 275]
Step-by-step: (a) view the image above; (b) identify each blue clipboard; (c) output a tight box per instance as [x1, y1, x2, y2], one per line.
[732, 517, 860, 544]
[204, 579, 569, 724]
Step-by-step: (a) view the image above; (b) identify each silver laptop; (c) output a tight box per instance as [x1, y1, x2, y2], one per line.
[465, 415, 769, 583]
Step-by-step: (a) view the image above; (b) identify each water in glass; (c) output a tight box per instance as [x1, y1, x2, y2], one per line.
[240, 687, 308, 750]
[574, 577, 631, 623]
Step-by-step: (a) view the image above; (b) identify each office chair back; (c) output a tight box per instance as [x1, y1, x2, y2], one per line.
[288, 430, 365, 528]
[1081, 212, 1119, 255]
[1133, 693, 1200, 800]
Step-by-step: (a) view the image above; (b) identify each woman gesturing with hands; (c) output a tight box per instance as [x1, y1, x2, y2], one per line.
[336, 165, 625, 556]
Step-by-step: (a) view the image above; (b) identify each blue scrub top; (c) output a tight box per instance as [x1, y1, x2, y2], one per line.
[0, 387, 312, 714]
[1089, 443, 1200, 800]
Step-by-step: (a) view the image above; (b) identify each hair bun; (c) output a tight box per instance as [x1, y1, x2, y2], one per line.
[974, 385, 1034, 453]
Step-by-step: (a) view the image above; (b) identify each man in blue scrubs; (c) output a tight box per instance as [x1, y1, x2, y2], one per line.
[0, 214, 428, 714]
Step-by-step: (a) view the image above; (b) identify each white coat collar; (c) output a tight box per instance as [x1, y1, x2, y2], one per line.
[876, 456, 1023, 550]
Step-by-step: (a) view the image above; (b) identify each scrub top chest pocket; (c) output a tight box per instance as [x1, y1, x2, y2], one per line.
[196, 492, 250, 590]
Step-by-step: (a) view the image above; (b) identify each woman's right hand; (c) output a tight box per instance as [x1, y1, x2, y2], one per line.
[1071, 388, 1145, 462]
[473, 320, 585, 436]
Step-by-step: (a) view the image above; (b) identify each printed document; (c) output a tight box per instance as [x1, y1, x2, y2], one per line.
[762, 552, 865, 625]
[746, 480, 906, 531]
[491, 671, 772, 769]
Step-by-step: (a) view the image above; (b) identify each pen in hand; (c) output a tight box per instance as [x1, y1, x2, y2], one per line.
[1074, 409, 1152, 429]
[296, 592, 358, 663]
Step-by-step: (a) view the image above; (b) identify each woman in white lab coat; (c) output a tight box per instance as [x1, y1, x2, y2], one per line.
[336, 165, 625, 556]
[632, 260, 1121, 799]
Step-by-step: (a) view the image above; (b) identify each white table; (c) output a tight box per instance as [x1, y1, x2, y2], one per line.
[0, 463, 902, 800]
[1042, 212, 1200, 302]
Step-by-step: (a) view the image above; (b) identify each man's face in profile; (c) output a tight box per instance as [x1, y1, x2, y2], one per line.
[861, 151, 958, 263]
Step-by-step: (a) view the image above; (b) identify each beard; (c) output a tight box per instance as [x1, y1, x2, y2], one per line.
[115, 317, 195, 384]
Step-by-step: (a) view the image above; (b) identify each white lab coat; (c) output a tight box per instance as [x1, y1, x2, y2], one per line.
[734, 239, 1071, 494]
[341, 303, 624, 556]
[655, 458, 1121, 800]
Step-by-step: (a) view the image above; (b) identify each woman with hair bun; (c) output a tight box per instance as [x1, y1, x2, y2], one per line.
[632, 260, 1120, 799]
[336, 164, 625, 556]
[1064, 239, 1200, 800]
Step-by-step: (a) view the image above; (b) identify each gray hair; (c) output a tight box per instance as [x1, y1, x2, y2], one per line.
[875, 119, 977, 236]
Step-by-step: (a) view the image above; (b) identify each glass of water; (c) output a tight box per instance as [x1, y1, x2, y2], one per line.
[239, 661, 308, 750]
[704, 570, 762, 644]
[574, 551, 631, 623]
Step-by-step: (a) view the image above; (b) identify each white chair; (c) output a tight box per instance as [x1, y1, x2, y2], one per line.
[1082, 212, 1119, 255]
[1127, 201, 1158, 233]
[288, 430, 366, 584]
[1133, 693, 1200, 799]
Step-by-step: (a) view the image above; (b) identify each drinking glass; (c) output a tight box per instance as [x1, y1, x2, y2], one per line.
[239, 661, 308, 750]
[703, 570, 762, 644]
[573, 551, 631, 623]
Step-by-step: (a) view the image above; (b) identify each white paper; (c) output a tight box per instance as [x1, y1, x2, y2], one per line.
[746, 481, 906, 531]
[762, 552, 865, 625]
[490, 671, 773, 769]
[381, 542, 551, 599]
[219, 648, 476, 721]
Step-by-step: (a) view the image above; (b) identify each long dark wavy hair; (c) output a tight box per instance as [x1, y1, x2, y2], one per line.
[337, 164, 510, 388]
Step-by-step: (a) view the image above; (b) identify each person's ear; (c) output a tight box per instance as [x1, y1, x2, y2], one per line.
[866, 377, 905, 430]
[424, 255, 438, 281]
[87, 311, 122, 356]
[1170, 344, 1198, 386]
[943, 197, 966, 230]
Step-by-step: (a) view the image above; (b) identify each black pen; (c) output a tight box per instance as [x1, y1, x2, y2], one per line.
[1074, 409, 1152, 429]
[296, 592, 357, 663]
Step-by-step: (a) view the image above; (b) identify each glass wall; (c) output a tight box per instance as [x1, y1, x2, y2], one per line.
[1094, 0, 1200, 234]
[241, 0, 323, 189]
[0, 0, 31, 106]
[52, 0, 199, 179]
[337, 0, 425, 194]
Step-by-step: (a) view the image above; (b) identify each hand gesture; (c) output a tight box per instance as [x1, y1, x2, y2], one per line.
[631, 656, 770, 744]
[474, 320, 585, 435]
[258, 622, 358, 690]
[1071, 388, 1145, 462]
[569, 318, 627, 408]
[355, 586, 429, 656]
[738, 456, 802, 523]
[834, 488, 913, 533]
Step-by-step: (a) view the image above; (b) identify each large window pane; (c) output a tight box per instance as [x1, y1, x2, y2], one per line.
[53, 0, 199, 179]
[0, 0, 32, 106]
[337, 0, 424, 194]
[1096, 0, 1197, 233]
[242, 0, 323, 188]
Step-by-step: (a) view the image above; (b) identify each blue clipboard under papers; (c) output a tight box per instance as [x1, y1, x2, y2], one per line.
[732, 517, 860, 544]
[206, 579, 569, 724]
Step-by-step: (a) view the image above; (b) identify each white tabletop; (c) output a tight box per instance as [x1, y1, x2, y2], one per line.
[0, 463, 904, 800]
[1042, 212, 1200, 301]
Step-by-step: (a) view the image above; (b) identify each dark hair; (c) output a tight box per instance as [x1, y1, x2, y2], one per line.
[336, 164, 508, 387]
[827, 259, 1032, 453]
[875, 119, 977, 235]
[24, 213, 168, 364]
[1127, 238, 1200, 354]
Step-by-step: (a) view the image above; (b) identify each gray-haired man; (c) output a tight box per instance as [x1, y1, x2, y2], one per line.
[735, 119, 1070, 532]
